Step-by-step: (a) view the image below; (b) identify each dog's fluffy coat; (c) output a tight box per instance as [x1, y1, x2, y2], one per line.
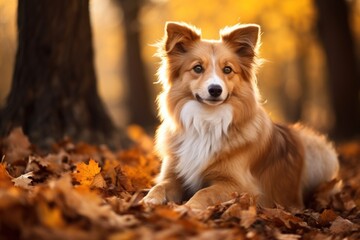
[142, 22, 339, 210]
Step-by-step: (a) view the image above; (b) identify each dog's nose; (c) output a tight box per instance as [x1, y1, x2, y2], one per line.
[208, 84, 223, 98]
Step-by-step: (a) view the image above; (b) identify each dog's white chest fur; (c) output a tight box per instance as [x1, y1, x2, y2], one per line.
[176, 101, 233, 191]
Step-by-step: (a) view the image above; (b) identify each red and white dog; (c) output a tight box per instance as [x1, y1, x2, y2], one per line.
[142, 22, 339, 210]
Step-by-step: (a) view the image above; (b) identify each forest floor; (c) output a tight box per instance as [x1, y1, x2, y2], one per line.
[0, 127, 360, 240]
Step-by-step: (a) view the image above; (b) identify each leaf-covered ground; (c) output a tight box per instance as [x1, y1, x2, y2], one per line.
[0, 127, 360, 240]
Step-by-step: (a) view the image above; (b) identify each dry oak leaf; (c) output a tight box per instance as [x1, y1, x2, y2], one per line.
[240, 206, 257, 228]
[329, 216, 359, 234]
[261, 208, 308, 229]
[318, 209, 338, 226]
[1, 127, 31, 164]
[90, 173, 107, 188]
[53, 174, 137, 228]
[73, 159, 101, 186]
[12, 171, 33, 189]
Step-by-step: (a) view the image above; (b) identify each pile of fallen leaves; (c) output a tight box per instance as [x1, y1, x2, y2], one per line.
[0, 127, 360, 239]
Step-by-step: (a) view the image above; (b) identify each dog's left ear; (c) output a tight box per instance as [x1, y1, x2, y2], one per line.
[220, 24, 260, 59]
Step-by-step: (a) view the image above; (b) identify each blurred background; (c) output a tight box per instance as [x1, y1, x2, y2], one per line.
[0, 0, 359, 137]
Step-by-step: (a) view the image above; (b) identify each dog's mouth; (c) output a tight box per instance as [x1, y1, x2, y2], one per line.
[195, 94, 230, 106]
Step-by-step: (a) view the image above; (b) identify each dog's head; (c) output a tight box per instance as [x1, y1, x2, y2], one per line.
[157, 22, 262, 124]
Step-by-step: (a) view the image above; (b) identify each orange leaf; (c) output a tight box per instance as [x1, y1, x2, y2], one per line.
[37, 201, 66, 229]
[318, 209, 337, 226]
[73, 159, 101, 186]
[154, 206, 182, 221]
[0, 162, 13, 188]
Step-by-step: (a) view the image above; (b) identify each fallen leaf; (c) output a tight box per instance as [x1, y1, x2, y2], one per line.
[318, 209, 337, 226]
[221, 203, 243, 220]
[154, 206, 182, 221]
[37, 201, 66, 229]
[0, 162, 13, 188]
[12, 171, 33, 189]
[90, 173, 107, 188]
[0, 129, 359, 240]
[114, 165, 134, 191]
[240, 206, 257, 228]
[329, 216, 359, 234]
[261, 208, 308, 229]
[1, 127, 31, 164]
[73, 159, 101, 186]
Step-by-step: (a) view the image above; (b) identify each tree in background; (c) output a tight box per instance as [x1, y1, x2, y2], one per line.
[0, 0, 118, 148]
[315, 0, 360, 139]
[115, 0, 157, 129]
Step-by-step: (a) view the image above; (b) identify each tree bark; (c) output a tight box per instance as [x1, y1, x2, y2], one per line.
[314, 0, 360, 139]
[0, 0, 118, 148]
[116, 0, 157, 128]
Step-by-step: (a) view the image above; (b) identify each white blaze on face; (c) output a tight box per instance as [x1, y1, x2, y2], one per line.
[198, 54, 228, 101]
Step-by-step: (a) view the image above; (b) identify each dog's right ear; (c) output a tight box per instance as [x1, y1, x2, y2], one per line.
[164, 22, 201, 54]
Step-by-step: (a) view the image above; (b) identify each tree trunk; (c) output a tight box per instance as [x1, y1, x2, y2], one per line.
[314, 0, 360, 139]
[0, 0, 118, 148]
[117, 0, 157, 129]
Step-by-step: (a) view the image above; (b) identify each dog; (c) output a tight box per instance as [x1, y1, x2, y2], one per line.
[141, 22, 339, 210]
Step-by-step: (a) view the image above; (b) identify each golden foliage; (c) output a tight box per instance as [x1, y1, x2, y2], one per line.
[0, 162, 13, 188]
[73, 159, 101, 186]
[0, 128, 360, 239]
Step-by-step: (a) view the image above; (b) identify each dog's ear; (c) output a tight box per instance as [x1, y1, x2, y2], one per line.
[220, 24, 260, 59]
[164, 22, 201, 54]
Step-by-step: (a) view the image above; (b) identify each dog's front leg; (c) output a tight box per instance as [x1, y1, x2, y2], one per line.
[185, 181, 239, 210]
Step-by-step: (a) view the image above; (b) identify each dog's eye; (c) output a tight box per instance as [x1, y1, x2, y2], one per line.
[223, 66, 233, 74]
[193, 65, 204, 74]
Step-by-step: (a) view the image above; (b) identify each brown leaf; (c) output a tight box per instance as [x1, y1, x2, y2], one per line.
[90, 173, 107, 188]
[261, 208, 308, 229]
[312, 178, 342, 209]
[12, 171, 33, 189]
[2, 127, 31, 164]
[329, 216, 359, 234]
[221, 203, 243, 220]
[42, 151, 70, 174]
[52, 174, 137, 228]
[114, 165, 134, 191]
[240, 206, 257, 228]
[318, 209, 337, 226]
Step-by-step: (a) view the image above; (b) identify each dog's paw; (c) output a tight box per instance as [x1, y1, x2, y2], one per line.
[141, 195, 165, 206]
[140, 185, 167, 206]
